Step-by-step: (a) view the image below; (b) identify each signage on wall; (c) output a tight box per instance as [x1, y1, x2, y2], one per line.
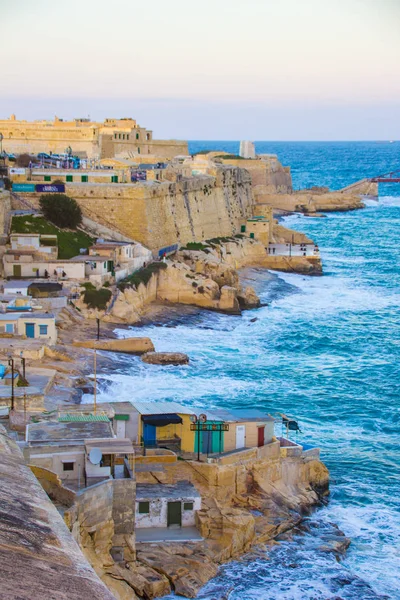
[12, 183, 36, 193]
[9, 168, 26, 175]
[35, 184, 65, 193]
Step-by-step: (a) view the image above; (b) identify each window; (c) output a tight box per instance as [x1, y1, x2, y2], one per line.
[136, 133, 139, 140]
[138, 147, 141, 154]
[66, 175, 73, 182]
[138, 501, 150, 514]
[119, 134, 121, 139]
[5, 324, 14, 334]
[44, 175, 51, 182]
[63, 462, 74, 471]
[127, 134, 129, 140]
[39, 324, 48, 335]
[183, 502, 194, 511]
[146, 133, 150, 141]
[81, 175, 88, 182]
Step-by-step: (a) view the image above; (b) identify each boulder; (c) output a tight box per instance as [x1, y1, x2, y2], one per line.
[141, 352, 189, 365]
[237, 286, 260, 309]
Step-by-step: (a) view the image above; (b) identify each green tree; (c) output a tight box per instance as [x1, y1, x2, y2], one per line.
[39, 194, 82, 229]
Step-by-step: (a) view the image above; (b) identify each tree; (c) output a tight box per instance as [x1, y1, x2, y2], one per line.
[39, 194, 82, 229]
[16, 153, 34, 167]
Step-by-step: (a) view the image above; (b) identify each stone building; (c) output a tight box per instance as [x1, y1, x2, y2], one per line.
[0, 114, 188, 159]
[135, 482, 201, 531]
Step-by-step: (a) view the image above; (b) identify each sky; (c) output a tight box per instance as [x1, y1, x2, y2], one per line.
[2, 0, 400, 140]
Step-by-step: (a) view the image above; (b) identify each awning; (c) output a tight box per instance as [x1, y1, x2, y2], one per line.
[142, 413, 182, 427]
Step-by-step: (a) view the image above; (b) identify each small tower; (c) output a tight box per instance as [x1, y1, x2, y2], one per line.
[239, 140, 256, 159]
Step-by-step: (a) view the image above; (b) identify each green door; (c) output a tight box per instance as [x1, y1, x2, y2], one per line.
[167, 502, 182, 528]
[13, 265, 22, 277]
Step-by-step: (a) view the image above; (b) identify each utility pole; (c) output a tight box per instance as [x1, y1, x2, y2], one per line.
[20, 351, 26, 380]
[8, 356, 14, 411]
[93, 347, 97, 415]
[96, 317, 100, 341]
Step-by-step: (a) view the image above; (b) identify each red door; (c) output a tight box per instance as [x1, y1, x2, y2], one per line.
[257, 427, 265, 447]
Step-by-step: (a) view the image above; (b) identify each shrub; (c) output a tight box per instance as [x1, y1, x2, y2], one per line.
[180, 242, 210, 251]
[103, 281, 110, 288]
[83, 287, 112, 310]
[39, 194, 82, 229]
[117, 262, 167, 292]
[81, 282, 96, 291]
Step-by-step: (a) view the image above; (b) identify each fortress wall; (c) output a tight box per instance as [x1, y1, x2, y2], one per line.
[0, 425, 115, 600]
[219, 157, 293, 194]
[23, 167, 254, 251]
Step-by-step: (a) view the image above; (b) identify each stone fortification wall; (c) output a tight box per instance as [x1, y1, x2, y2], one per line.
[0, 425, 115, 600]
[218, 155, 293, 194]
[18, 166, 254, 252]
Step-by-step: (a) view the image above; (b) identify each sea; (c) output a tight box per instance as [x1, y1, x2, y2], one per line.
[90, 141, 400, 600]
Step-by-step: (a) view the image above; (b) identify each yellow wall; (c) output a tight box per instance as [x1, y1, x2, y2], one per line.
[138, 413, 195, 452]
[0, 115, 187, 159]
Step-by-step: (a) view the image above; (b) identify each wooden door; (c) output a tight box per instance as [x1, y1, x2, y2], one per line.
[257, 426, 265, 447]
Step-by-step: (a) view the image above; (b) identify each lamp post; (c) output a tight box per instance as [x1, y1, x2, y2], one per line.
[190, 414, 207, 462]
[96, 317, 100, 341]
[8, 355, 14, 411]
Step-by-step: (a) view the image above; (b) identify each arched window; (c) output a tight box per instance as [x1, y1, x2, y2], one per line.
[136, 133, 139, 140]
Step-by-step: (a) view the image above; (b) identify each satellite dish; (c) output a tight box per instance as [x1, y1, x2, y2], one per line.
[89, 447, 102, 465]
[190, 415, 198, 423]
[199, 414, 207, 423]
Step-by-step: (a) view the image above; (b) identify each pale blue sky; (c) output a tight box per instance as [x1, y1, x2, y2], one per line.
[2, 0, 400, 140]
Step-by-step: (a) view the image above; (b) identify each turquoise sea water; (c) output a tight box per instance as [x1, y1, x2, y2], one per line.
[91, 142, 400, 599]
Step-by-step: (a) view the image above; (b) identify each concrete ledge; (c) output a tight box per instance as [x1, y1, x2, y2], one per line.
[73, 337, 155, 354]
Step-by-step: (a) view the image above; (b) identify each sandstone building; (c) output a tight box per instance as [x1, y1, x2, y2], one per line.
[0, 114, 188, 159]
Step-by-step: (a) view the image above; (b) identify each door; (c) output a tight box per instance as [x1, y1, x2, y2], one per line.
[257, 426, 265, 447]
[25, 323, 35, 338]
[235, 425, 245, 449]
[13, 265, 21, 277]
[202, 430, 212, 454]
[167, 501, 182, 528]
[143, 423, 156, 446]
[115, 419, 126, 439]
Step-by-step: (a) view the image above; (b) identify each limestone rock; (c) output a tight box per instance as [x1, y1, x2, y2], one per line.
[137, 546, 218, 599]
[141, 352, 189, 365]
[237, 286, 260, 309]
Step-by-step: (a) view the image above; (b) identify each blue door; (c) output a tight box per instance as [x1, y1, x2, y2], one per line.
[143, 423, 156, 446]
[25, 323, 35, 338]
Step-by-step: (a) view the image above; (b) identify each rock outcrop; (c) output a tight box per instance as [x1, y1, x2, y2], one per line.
[141, 352, 189, 365]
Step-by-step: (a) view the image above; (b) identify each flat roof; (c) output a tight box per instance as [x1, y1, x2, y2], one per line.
[3, 281, 31, 289]
[27, 420, 114, 443]
[19, 312, 55, 320]
[136, 482, 200, 500]
[85, 438, 134, 455]
[130, 401, 194, 416]
[208, 408, 275, 423]
[70, 255, 111, 262]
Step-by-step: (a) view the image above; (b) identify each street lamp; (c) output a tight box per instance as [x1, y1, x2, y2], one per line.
[20, 351, 26, 380]
[190, 413, 207, 461]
